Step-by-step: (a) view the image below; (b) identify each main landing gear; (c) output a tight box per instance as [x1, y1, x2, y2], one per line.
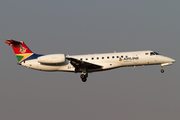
[80, 73, 88, 82]
[80, 67, 88, 82]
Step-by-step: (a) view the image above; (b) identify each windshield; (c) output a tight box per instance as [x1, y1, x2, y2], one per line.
[150, 52, 160, 56]
[154, 52, 160, 55]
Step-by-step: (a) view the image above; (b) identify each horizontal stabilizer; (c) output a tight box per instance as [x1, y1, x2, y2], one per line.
[5, 39, 22, 45]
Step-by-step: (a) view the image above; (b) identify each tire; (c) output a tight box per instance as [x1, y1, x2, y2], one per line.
[82, 78, 87, 82]
[161, 69, 164, 73]
[80, 74, 85, 79]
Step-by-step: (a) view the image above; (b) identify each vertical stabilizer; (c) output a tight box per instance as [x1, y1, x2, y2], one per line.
[5, 39, 33, 63]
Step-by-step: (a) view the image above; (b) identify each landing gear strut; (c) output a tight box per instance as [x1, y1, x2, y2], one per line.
[161, 66, 164, 73]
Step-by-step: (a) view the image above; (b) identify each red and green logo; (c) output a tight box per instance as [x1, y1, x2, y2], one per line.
[5, 40, 33, 62]
[119, 58, 123, 62]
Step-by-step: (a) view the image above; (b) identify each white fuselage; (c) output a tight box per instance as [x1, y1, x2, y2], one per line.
[20, 50, 175, 72]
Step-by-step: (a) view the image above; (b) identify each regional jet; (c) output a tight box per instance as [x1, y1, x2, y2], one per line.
[5, 39, 175, 82]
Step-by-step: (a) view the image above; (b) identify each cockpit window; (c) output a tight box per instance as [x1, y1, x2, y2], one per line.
[154, 52, 160, 55]
[150, 52, 155, 56]
[150, 52, 160, 56]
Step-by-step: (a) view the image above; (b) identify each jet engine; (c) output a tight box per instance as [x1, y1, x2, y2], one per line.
[37, 54, 66, 64]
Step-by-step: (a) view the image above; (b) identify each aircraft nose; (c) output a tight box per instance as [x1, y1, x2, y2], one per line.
[171, 58, 176, 63]
[167, 57, 176, 63]
[163, 56, 176, 63]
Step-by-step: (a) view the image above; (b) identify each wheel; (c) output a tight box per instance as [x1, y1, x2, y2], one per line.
[161, 69, 164, 73]
[82, 78, 87, 82]
[80, 74, 85, 79]
[80, 74, 87, 82]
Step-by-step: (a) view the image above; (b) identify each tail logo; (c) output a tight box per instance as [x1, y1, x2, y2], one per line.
[5, 39, 33, 63]
[19, 44, 27, 53]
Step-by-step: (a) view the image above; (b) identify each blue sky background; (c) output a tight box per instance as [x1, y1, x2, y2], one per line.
[0, 0, 180, 120]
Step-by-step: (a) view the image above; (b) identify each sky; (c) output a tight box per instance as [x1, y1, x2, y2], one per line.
[0, 0, 180, 120]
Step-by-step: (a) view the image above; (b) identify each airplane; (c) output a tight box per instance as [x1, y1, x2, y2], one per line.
[5, 39, 175, 82]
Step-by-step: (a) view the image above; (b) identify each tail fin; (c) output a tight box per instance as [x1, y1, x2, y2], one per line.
[5, 39, 33, 63]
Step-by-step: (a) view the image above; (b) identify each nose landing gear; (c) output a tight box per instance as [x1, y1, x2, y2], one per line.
[161, 66, 164, 73]
[160, 62, 174, 73]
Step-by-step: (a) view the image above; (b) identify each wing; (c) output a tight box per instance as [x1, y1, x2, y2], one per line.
[66, 57, 102, 72]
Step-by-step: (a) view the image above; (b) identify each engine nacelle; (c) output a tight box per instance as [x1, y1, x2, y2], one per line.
[37, 54, 66, 64]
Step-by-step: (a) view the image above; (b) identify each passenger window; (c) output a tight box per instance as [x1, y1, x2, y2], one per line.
[80, 58, 83, 61]
[121, 56, 123, 58]
[102, 57, 104, 59]
[97, 57, 99, 60]
[107, 56, 109, 59]
[86, 58, 88, 60]
[92, 58, 94, 60]
[112, 56, 114, 59]
[117, 56, 119, 58]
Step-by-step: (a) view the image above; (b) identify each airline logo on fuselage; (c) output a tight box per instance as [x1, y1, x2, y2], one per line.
[119, 56, 139, 62]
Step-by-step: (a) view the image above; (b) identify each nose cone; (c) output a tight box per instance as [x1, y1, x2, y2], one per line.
[158, 55, 175, 64]
[167, 57, 176, 63]
[171, 58, 176, 63]
[161, 56, 176, 63]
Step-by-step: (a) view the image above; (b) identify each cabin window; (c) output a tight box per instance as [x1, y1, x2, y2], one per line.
[107, 56, 109, 59]
[97, 57, 99, 60]
[117, 56, 119, 58]
[102, 57, 104, 59]
[80, 58, 83, 61]
[112, 56, 114, 59]
[121, 56, 123, 58]
[92, 58, 94, 60]
[86, 58, 88, 60]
